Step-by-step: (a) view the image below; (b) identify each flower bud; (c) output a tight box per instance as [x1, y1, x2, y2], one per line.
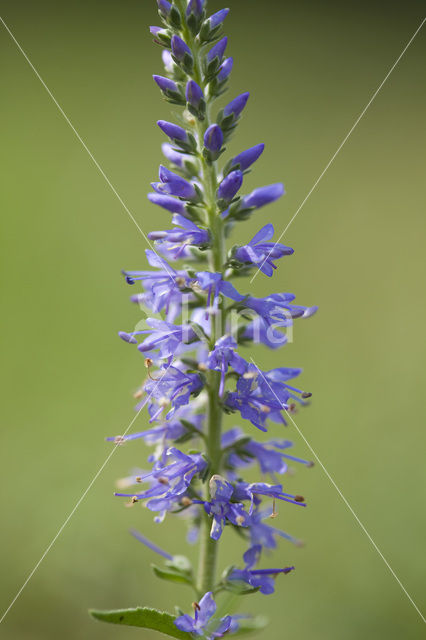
[171, 35, 193, 69]
[186, 80, 203, 109]
[153, 75, 184, 104]
[242, 183, 285, 209]
[217, 170, 243, 204]
[207, 36, 227, 64]
[157, 120, 188, 142]
[209, 8, 229, 28]
[157, 0, 171, 18]
[153, 75, 177, 94]
[204, 124, 223, 152]
[224, 92, 250, 119]
[218, 57, 233, 82]
[230, 143, 265, 171]
[186, 0, 204, 18]
[147, 193, 187, 214]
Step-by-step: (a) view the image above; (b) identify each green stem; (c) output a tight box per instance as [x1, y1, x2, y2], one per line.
[176, 2, 226, 594]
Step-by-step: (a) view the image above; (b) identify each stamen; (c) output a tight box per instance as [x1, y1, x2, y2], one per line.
[294, 495, 305, 503]
[236, 515, 245, 525]
[158, 476, 169, 485]
[301, 391, 312, 398]
[145, 357, 160, 381]
[113, 435, 125, 445]
[270, 498, 278, 519]
[181, 497, 193, 506]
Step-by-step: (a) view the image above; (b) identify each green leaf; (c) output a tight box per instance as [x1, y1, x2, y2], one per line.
[89, 606, 193, 639]
[232, 615, 269, 636]
[152, 564, 194, 587]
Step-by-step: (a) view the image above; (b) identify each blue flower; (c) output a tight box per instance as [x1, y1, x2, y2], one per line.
[225, 364, 287, 431]
[244, 292, 317, 327]
[195, 271, 245, 315]
[148, 214, 209, 260]
[115, 447, 206, 506]
[206, 336, 247, 397]
[222, 429, 313, 476]
[202, 475, 249, 540]
[232, 481, 307, 512]
[106, 408, 204, 455]
[134, 319, 198, 359]
[141, 364, 203, 422]
[123, 250, 191, 317]
[234, 223, 294, 276]
[247, 508, 302, 549]
[174, 591, 232, 638]
[228, 545, 294, 595]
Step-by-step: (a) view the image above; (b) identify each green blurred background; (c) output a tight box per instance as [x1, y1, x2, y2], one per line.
[1, 0, 425, 638]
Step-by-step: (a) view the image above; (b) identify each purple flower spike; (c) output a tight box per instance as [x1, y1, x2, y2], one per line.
[224, 92, 250, 119]
[174, 591, 232, 638]
[115, 1, 317, 628]
[171, 35, 192, 62]
[153, 75, 178, 94]
[157, 120, 188, 142]
[186, 80, 204, 109]
[204, 124, 223, 152]
[218, 57, 233, 82]
[147, 192, 186, 215]
[242, 183, 285, 209]
[231, 143, 265, 171]
[207, 36, 228, 63]
[208, 8, 230, 28]
[217, 170, 243, 204]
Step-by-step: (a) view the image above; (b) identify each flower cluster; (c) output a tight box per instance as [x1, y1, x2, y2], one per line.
[98, 1, 317, 638]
